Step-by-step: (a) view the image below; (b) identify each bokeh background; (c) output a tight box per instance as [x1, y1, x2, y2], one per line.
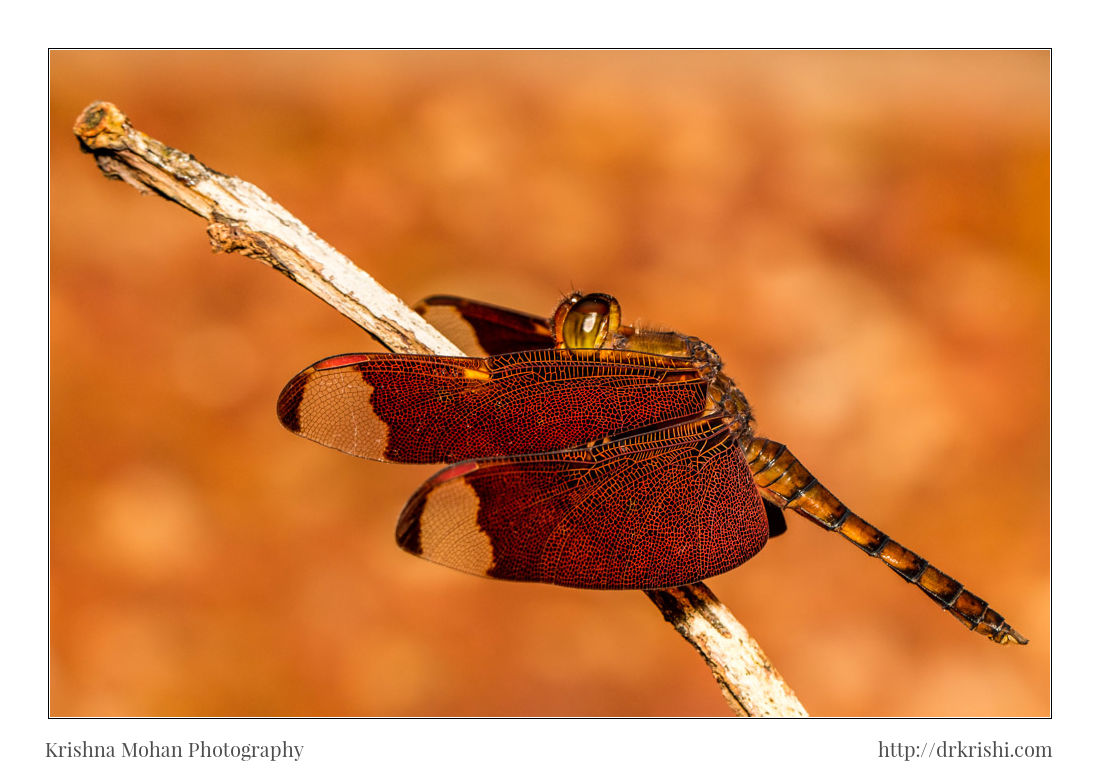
[50, 50, 1049, 717]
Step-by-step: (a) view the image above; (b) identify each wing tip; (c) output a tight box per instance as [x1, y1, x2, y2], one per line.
[396, 461, 486, 563]
[394, 468, 464, 558]
[395, 498, 424, 555]
[275, 373, 307, 433]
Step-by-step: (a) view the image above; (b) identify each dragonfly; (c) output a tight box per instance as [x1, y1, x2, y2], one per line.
[277, 292, 1026, 646]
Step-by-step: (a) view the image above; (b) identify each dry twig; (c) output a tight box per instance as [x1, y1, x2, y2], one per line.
[73, 100, 808, 717]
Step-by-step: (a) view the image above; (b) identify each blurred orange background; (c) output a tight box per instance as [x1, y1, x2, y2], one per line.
[49, 50, 1049, 717]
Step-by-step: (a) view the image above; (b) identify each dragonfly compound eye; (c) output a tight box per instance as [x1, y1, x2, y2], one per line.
[557, 293, 622, 350]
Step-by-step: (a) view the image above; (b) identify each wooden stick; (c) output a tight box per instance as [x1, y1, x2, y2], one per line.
[72, 100, 808, 717]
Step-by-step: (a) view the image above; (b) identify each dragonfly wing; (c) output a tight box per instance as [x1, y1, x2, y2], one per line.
[395, 416, 769, 589]
[764, 500, 788, 537]
[414, 295, 555, 356]
[277, 349, 707, 464]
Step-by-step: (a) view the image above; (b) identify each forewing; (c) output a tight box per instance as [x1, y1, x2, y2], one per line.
[277, 349, 707, 464]
[395, 417, 770, 589]
[415, 295, 555, 356]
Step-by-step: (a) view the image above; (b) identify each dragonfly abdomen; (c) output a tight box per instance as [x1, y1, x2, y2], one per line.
[739, 436, 1027, 646]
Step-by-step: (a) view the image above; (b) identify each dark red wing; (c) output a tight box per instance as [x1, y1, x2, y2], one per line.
[395, 416, 769, 589]
[414, 295, 555, 357]
[277, 349, 707, 464]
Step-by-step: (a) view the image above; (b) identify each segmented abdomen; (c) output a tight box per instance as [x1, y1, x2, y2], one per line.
[739, 436, 1026, 645]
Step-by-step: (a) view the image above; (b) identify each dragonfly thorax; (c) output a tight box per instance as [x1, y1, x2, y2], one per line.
[555, 293, 755, 439]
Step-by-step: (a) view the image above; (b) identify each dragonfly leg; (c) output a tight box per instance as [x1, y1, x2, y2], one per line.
[740, 436, 1027, 646]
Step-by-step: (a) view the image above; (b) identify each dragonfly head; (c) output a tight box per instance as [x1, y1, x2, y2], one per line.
[554, 292, 622, 350]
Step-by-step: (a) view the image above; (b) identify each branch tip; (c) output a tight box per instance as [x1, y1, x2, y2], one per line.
[74, 101, 132, 151]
